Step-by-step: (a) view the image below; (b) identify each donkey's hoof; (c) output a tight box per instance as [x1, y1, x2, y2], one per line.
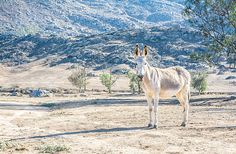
[181, 122, 186, 127]
[147, 123, 152, 128]
[148, 124, 158, 129]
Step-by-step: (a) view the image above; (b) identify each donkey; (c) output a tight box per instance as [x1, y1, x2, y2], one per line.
[134, 45, 191, 128]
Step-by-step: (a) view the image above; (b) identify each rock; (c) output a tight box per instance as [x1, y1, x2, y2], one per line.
[87, 72, 96, 77]
[218, 65, 227, 71]
[217, 70, 225, 75]
[212, 69, 218, 74]
[218, 56, 227, 62]
[11, 91, 22, 96]
[230, 96, 236, 100]
[176, 55, 188, 62]
[111, 68, 129, 75]
[30, 89, 49, 97]
[231, 81, 236, 86]
[80, 93, 88, 97]
[225, 76, 236, 80]
[217, 65, 228, 75]
[231, 69, 236, 73]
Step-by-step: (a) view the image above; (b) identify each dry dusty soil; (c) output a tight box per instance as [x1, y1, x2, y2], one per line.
[0, 93, 236, 154]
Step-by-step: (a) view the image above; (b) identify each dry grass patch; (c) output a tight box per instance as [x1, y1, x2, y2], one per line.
[0, 141, 27, 152]
[36, 144, 70, 153]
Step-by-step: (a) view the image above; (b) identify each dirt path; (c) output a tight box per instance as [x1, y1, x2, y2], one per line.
[0, 95, 236, 153]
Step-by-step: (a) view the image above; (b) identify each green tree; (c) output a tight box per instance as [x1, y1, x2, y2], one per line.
[68, 67, 88, 92]
[127, 71, 142, 94]
[191, 72, 208, 94]
[183, 0, 236, 67]
[99, 70, 117, 94]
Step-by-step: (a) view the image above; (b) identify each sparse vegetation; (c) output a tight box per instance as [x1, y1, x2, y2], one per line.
[127, 71, 142, 94]
[191, 72, 208, 94]
[100, 70, 117, 94]
[0, 141, 10, 151]
[68, 67, 89, 93]
[0, 141, 25, 152]
[36, 144, 70, 154]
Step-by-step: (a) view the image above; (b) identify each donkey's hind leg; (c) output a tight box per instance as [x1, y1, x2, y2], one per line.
[176, 88, 190, 127]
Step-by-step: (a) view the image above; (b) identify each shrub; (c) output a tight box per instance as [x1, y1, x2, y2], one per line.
[0, 141, 23, 152]
[68, 67, 88, 92]
[0, 141, 12, 151]
[127, 71, 142, 94]
[99, 71, 117, 93]
[36, 145, 69, 153]
[191, 72, 208, 94]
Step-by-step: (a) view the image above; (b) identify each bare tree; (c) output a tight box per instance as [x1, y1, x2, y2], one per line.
[68, 67, 89, 93]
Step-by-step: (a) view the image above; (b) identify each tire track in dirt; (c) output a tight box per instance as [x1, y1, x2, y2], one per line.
[0, 102, 49, 140]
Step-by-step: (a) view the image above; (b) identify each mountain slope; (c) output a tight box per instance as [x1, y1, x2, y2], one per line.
[0, 0, 208, 71]
[0, 0, 185, 37]
[0, 24, 207, 70]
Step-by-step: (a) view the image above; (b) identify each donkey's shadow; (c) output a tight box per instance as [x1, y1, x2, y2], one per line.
[9, 124, 236, 142]
[10, 126, 148, 141]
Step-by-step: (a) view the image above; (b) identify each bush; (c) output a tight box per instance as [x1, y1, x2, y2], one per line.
[68, 67, 88, 92]
[127, 71, 142, 94]
[191, 72, 208, 94]
[0, 141, 23, 152]
[36, 145, 69, 153]
[0, 141, 14, 151]
[99, 71, 117, 93]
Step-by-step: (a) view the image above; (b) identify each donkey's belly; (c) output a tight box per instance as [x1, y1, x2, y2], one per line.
[159, 78, 182, 99]
[159, 87, 180, 99]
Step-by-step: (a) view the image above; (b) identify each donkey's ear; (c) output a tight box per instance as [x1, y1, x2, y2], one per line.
[144, 45, 148, 56]
[134, 44, 140, 56]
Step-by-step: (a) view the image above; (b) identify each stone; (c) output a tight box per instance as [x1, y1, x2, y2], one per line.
[30, 89, 49, 97]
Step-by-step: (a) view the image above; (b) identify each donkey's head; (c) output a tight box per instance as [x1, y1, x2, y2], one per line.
[134, 45, 148, 80]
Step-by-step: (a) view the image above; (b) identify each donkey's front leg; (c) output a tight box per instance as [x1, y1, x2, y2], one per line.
[153, 97, 159, 128]
[146, 96, 153, 128]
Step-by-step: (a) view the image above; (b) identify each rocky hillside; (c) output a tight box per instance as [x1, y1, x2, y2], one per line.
[0, 24, 207, 70]
[0, 0, 209, 71]
[0, 0, 185, 37]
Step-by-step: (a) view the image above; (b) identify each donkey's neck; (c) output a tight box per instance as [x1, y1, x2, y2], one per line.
[143, 62, 152, 82]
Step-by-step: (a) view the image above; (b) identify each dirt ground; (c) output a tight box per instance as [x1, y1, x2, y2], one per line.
[0, 93, 236, 154]
[0, 62, 236, 153]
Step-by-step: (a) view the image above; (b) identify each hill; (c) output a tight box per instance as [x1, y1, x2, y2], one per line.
[0, 24, 207, 70]
[0, 0, 209, 71]
[0, 0, 185, 37]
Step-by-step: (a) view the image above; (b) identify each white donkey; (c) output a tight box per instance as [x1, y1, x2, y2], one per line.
[134, 45, 191, 128]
